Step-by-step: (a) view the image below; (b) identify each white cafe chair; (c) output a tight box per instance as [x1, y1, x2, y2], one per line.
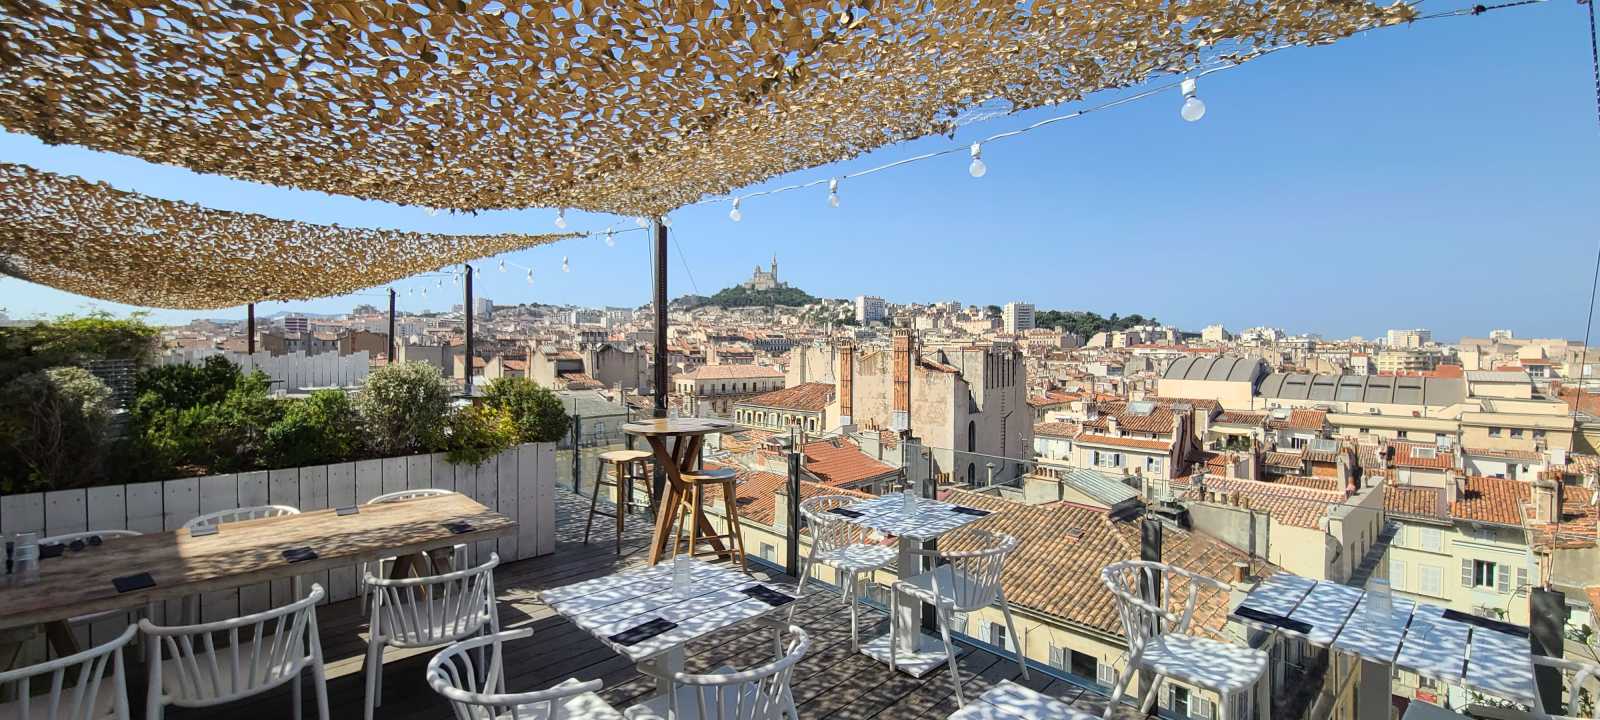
[364, 554, 501, 720]
[427, 628, 624, 720]
[793, 495, 895, 651]
[889, 530, 1028, 707]
[0, 624, 136, 719]
[180, 505, 303, 623]
[142, 584, 329, 720]
[1099, 560, 1267, 720]
[624, 621, 809, 720]
[1531, 655, 1600, 720]
[358, 489, 466, 615]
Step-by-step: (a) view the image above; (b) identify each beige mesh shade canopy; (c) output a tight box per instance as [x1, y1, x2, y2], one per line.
[0, 0, 1414, 218]
[0, 163, 573, 309]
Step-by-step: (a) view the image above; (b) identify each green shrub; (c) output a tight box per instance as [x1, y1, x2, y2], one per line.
[0, 367, 114, 492]
[436, 404, 517, 466]
[357, 362, 450, 456]
[134, 366, 280, 474]
[481, 377, 572, 443]
[129, 355, 243, 426]
[0, 312, 158, 386]
[263, 390, 363, 468]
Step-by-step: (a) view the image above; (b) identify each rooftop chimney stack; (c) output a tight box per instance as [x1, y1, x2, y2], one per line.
[891, 330, 912, 433]
[1106, 415, 1119, 436]
[1533, 476, 1561, 524]
[837, 341, 855, 428]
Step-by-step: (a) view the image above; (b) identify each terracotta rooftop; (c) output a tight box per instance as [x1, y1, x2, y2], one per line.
[1390, 441, 1456, 471]
[678, 364, 784, 380]
[1084, 402, 1176, 435]
[1180, 475, 1344, 530]
[738, 382, 834, 412]
[556, 371, 602, 390]
[701, 466, 871, 528]
[801, 437, 900, 487]
[1033, 422, 1082, 439]
[1264, 450, 1304, 469]
[1267, 409, 1327, 432]
[1462, 446, 1545, 462]
[1214, 411, 1268, 427]
[1385, 485, 1443, 519]
[1275, 475, 1344, 493]
[1074, 434, 1172, 452]
[940, 489, 1276, 637]
[1450, 475, 1529, 526]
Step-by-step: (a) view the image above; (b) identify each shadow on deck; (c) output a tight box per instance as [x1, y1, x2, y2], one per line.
[166, 488, 1140, 719]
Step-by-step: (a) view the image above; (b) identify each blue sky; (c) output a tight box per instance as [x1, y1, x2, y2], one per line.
[0, 3, 1593, 342]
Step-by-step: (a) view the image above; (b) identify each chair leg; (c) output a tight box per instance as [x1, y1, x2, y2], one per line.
[582, 468, 602, 545]
[145, 634, 163, 720]
[687, 484, 704, 557]
[999, 593, 1028, 680]
[721, 481, 747, 570]
[1100, 661, 1138, 720]
[362, 637, 383, 720]
[311, 654, 332, 720]
[888, 590, 899, 673]
[788, 555, 812, 622]
[935, 607, 964, 707]
[291, 666, 303, 720]
[1138, 672, 1167, 715]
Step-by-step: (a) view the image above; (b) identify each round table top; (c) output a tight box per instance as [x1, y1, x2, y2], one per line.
[621, 417, 734, 437]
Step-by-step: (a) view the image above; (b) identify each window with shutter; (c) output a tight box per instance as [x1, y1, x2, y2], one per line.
[1097, 661, 1117, 687]
[951, 612, 969, 634]
[1496, 564, 1510, 593]
[1048, 645, 1065, 671]
[1461, 558, 1474, 589]
[1420, 527, 1442, 552]
[977, 619, 992, 646]
[1390, 558, 1407, 589]
[1517, 567, 1529, 589]
[1192, 696, 1215, 720]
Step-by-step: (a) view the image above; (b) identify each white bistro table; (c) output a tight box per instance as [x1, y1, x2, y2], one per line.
[1230, 573, 1537, 711]
[539, 557, 799, 698]
[835, 492, 992, 676]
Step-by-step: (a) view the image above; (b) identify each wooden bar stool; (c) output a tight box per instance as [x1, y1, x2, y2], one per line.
[671, 467, 748, 570]
[583, 449, 654, 553]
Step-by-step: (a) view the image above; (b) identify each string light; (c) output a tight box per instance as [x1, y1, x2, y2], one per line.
[661, 215, 672, 228]
[729, 197, 742, 222]
[634, 216, 650, 228]
[561, 256, 570, 272]
[526, 268, 534, 284]
[605, 228, 616, 247]
[554, 208, 568, 229]
[967, 142, 987, 178]
[426, 207, 438, 217]
[497, 259, 506, 272]
[421, 287, 428, 297]
[1180, 78, 1206, 122]
[828, 178, 840, 208]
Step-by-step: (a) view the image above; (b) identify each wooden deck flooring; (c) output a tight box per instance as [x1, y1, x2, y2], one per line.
[162, 488, 1139, 719]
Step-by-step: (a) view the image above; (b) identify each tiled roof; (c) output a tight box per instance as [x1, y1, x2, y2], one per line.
[1268, 409, 1327, 432]
[1303, 448, 1341, 464]
[1181, 476, 1343, 529]
[1085, 402, 1176, 434]
[679, 364, 784, 380]
[1450, 476, 1527, 526]
[1528, 482, 1597, 550]
[738, 382, 833, 412]
[701, 466, 869, 528]
[717, 427, 784, 455]
[1075, 434, 1172, 451]
[1462, 446, 1545, 462]
[1391, 441, 1456, 470]
[1033, 422, 1081, 439]
[939, 490, 1275, 637]
[1385, 485, 1442, 519]
[1264, 451, 1304, 469]
[1151, 396, 1222, 411]
[801, 438, 899, 487]
[1213, 411, 1267, 427]
[1275, 475, 1343, 492]
[557, 371, 603, 389]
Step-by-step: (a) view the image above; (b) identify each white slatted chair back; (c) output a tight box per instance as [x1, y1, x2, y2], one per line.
[1099, 560, 1228, 656]
[0, 625, 135, 720]
[669, 624, 809, 720]
[142, 584, 325, 707]
[368, 488, 457, 504]
[1531, 655, 1600, 720]
[367, 554, 499, 649]
[427, 629, 610, 720]
[798, 495, 875, 556]
[183, 505, 300, 530]
[935, 531, 1018, 612]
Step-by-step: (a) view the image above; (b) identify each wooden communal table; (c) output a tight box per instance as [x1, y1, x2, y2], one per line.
[0, 493, 514, 654]
[620, 417, 734, 565]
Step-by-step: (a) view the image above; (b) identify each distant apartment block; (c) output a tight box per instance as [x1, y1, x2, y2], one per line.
[1375, 349, 1437, 374]
[1386, 328, 1433, 348]
[1201, 324, 1230, 343]
[1002, 302, 1034, 333]
[282, 314, 308, 334]
[854, 295, 887, 324]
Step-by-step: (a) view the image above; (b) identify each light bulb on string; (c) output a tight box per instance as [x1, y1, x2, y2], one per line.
[729, 198, 742, 222]
[604, 228, 616, 247]
[661, 215, 672, 228]
[968, 143, 987, 178]
[1179, 78, 1206, 122]
[526, 269, 534, 285]
[562, 256, 570, 273]
[497, 259, 506, 273]
[554, 208, 568, 229]
[426, 207, 439, 217]
[421, 287, 428, 297]
[635, 216, 650, 228]
[828, 178, 840, 208]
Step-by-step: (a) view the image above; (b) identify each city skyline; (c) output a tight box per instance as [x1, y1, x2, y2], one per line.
[0, 2, 1591, 341]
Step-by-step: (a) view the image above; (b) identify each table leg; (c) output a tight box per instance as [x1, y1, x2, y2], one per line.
[638, 645, 686, 700]
[43, 621, 79, 658]
[387, 553, 416, 580]
[894, 536, 922, 656]
[646, 436, 685, 565]
[860, 534, 949, 676]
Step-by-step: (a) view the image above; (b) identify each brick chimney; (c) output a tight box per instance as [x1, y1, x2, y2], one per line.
[837, 341, 854, 428]
[1533, 475, 1561, 524]
[891, 330, 913, 432]
[1106, 415, 1119, 437]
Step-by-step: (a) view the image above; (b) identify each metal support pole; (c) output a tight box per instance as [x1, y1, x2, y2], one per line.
[387, 288, 397, 363]
[652, 219, 668, 418]
[571, 414, 583, 493]
[1531, 586, 1568, 713]
[464, 264, 475, 396]
[246, 303, 255, 354]
[786, 451, 802, 577]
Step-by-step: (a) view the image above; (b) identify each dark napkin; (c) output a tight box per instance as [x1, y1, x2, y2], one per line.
[113, 572, 156, 593]
[336, 506, 360, 516]
[950, 506, 991, 517]
[38, 543, 64, 559]
[189, 525, 219, 537]
[1233, 605, 1313, 634]
[609, 617, 678, 646]
[282, 547, 318, 563]
[826, 507, 864, 519]
[443, 521, 474, 534]
[740, 584, 796, 608]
